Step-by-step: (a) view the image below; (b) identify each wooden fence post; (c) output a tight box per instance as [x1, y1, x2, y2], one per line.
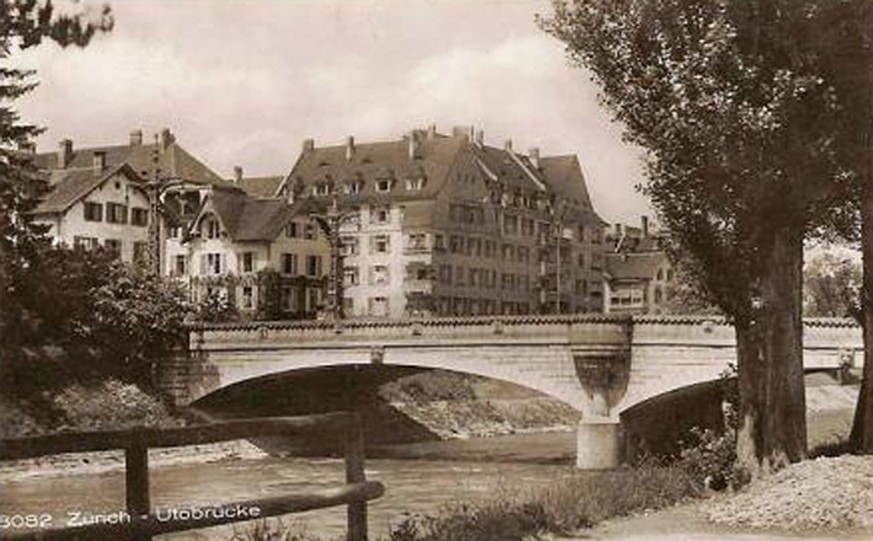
[344, 414, 367, 541]
[125, 443, 151, 541]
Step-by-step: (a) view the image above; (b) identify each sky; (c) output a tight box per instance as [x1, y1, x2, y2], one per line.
[12, 0, 653, 224]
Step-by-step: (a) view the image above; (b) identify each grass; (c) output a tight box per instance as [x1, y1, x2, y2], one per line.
[233, 465, 702, 541]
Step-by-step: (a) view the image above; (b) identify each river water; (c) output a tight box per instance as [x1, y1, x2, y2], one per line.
[0, 432, 576, 540]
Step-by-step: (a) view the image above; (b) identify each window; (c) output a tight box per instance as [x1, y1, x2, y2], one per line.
[369, 296, 389, 317]
[346, 180, 364, 194]
[371, 265, 389, 285]
[241, 286, 254, 309]
[206, 253, 223, 275]
[314, 183, 330, 196]
[518, 246, 529, 264]
[502, 244, 515, 261]
[282, 253, 298, 275]
[468, 268, 478, 286]
[131, 207, 148, 226]
[281, 286, 297, 312]
[407, 233, 426, 251]
[468, 237, 482, 257]
[578, 253, 586, 268]
[449, 235, 463, 254]
[433, 234, 445, 251]
[242, 251, 255, 273]
[304, 222, 317, 240]
[372, 207, 390, 224]
[285, 221, 299, 238]
[306, 255, 322, 277]
[106, 202, 128, 224]
[341, 236, 359, 256]
[455, 265, 466, 285]
[438, 264, 452, 284]
[83, 202, 103, 222]
[174, 254, 187, 276]
[504, 215, 519, 235]
[104, 238, 121, 258]
[133, 241, 148, 267]
[344, 266, 360, 286]
[167, 226, 180, 239]
[522, 219, 534, 236]
[373, 234, 390, 254]
[205, 219, 220, 239]
[307, 288, 321, 313]
[376, 179, 392, 193]
[73, 236, 98, 251]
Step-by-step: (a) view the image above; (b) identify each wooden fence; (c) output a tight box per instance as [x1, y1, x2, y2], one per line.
[0, 412, 383, 541]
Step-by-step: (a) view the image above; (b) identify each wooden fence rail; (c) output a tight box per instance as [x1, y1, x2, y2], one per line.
[0, 413, 383, 541]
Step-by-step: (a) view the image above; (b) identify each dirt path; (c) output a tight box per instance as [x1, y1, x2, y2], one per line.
[565, 497, 872, 541]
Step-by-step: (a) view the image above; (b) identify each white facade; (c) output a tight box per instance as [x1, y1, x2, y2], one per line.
[34, 169, 152, 264]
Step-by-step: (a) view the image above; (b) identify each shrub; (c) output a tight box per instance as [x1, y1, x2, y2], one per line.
[230, 518, 324, 541]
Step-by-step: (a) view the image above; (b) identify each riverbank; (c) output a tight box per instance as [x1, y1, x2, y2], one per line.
[0, 440, 266, 483]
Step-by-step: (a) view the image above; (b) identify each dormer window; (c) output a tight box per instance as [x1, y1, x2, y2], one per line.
[345, 180, 364, 194]
[376, 179, 392, 193]
[405, 177, 425, 191]
[314, 183, 331, 196]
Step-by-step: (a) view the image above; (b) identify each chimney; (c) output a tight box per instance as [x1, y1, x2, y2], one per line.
[528, 147, 540, 169]
[159, 128, 174, 150]
[475, 129, 484, 147]
[345, 136, 355, 161]
[233, 165, 243, 184]
[58, 139, 73, 169]
[427, 124, 437, 139]
[302, 138, 314, 153]
[503, 139, 513, 152]
[641, 215, 649, 238]
[92, 151, 107, 172]
[129, 130, 143, 147]
[408, 130, 422, 160]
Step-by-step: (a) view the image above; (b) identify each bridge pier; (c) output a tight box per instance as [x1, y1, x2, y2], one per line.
[576, 417, 622, 469]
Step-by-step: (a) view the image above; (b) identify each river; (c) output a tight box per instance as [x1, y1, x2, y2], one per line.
[0, 432, 577, 540]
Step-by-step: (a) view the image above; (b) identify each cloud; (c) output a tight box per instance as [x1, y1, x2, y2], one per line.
[10, 0, 651, 222]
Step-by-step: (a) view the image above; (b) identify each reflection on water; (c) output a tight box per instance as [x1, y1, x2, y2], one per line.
[0, 433, 576, 540]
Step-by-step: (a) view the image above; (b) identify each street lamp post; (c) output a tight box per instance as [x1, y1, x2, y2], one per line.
[146, 137, 187, 276]
[311, 195, 358, 320]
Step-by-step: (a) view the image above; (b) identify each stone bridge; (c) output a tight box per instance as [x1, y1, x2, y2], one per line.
[160, 314, 863, 469]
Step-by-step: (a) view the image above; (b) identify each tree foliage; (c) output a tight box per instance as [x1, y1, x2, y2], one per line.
[540, 0, 870, 470]
[803, 251, 861, 320]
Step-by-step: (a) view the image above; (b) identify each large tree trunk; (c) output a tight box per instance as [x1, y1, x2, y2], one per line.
[850, 151, 873, 453]
[735, 225, 807, 475]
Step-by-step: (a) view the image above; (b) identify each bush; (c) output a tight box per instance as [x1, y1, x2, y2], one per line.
[51, 380, 181, 432]
[230, 518, 324, 541]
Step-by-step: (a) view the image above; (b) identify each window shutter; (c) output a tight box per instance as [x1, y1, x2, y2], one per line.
[317, 256, 322, 276]
[219, 253, 226, 274]
[200, 254, 206, 275]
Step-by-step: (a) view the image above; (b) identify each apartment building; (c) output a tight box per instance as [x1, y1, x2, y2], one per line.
[168, 185, 329, 318]
[275, 126, 607, 318]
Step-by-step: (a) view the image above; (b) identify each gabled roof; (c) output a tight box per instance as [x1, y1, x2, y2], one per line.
[194, 188, 312, 243]
[35, 139, 231, 189]
[604, 252, 668, 281]
[32, 164, 143, 215]
[237, 176, 284, 197]
[539, 155, 594, 212]
[281, 134, 466, 202]
[471, 144, 547, 195]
